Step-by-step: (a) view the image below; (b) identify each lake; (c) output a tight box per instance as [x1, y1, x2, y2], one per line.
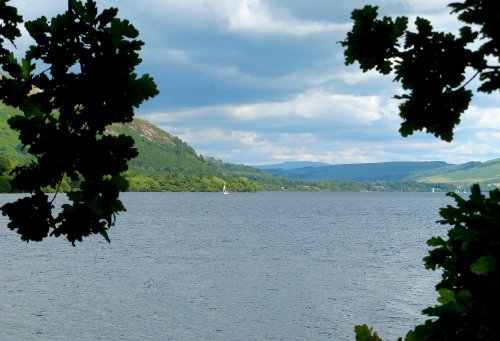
[0, 191, 453, 340]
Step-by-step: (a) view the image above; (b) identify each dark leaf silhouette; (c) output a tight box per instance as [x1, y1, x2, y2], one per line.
[0, 0, 158, 245]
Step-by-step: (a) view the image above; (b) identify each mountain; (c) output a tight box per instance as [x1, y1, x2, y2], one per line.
[0, 105, 280, 191]
[418, 158, 500, 187]
[254, 161, 331, 170]
[261, 161, 452, 182]
[106, 118, 219, 177]
[1, 104, 226, 178]
[256, 159, 500, 187]
[1, 104, 497, 191]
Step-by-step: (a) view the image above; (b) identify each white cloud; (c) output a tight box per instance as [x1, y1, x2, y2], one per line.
[406, 13, 463, 34]
[8, 0, 498, 165]
[400, 0, 450, 13]
[426, 142, 500, 163]
[230, 131, 259, 145]
[335, 69, 385, 85]
[215, 0, 348, 36]
[154, 115, 498, 165]
[145, 48, 190, 64]
[146, 88, 388, 128]
[292, 90, 383, 122]
[461, 106, 500, 131]
[475, 131, 500, 141]
[101, 0, 348, 37]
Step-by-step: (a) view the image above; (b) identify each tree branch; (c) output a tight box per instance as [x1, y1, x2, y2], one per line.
[457, 70, 481, 90]
[49, 176, 64, 205]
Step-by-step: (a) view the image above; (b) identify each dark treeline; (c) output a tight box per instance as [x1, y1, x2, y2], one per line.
[1, 156, 454, 193]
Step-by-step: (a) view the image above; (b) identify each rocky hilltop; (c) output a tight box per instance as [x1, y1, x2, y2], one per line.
[109, 118, 178, 147]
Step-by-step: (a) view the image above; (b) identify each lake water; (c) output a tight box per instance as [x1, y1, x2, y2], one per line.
[0, 191, 453, 340]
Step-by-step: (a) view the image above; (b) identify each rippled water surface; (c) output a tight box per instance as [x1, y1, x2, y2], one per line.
[1, 191, 452, 340]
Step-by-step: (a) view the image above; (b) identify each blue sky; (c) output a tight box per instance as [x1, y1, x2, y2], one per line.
[9, 0, 500, 165]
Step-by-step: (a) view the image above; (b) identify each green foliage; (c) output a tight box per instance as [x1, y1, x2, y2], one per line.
[0, 102, 31, 164]
[0, 0, 158, 244]
[108, 119, 216, 177]
[408, 185, 500, 340]
[341, 2, 499, 142]
[449, 0, 500, 93]
[128, 174, 162, 192]
[418, 158, 500, 186]
[343, 6, 408, 75]
[41, 178, 73, 194]
[394, 19, 474, 142]
[354, 186, 500, 341]
[345, 1, 500, 340]
[0, 156, 11, 192]
[127, 173, 258, 193]
[0, 104, 476, 193]
[0, 0, 23, 67]
[0, 177, 10, 192]
[355, 325, 385, 341]
[0, 155, 9, 175]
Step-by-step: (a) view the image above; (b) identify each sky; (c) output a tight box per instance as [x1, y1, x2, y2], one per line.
[8, 0, 500, 165]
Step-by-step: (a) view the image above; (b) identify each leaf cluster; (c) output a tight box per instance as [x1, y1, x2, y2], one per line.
[407, 184, 500, 340]
[344, 2, 500, 339]
[341, 1, 499, 141]
[449, 0, 500, 93]
[0, 0, 158, 244]
[355, 185, 500, 340]
[0, 0, 22, 66]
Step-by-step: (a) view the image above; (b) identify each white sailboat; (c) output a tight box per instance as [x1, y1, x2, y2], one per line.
[223, 184, 229, 194]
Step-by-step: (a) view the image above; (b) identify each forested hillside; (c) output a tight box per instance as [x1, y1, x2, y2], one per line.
[0, 102, 30, 164]
[0, 104, 261, 192]
[257, 159, 500, 188]
[107, 119, 219, 177]
[0, 104, 464, 193]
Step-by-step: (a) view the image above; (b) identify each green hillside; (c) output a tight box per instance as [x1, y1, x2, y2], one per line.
[258, 159, 499, 188]
[418, 158, 500, 187]
[106, 119, 221, 177]
[0, 103, 487, 192]
[0, 102, 30, 164]
[265, 161, 451, 181]
[0, 104, 269, 191]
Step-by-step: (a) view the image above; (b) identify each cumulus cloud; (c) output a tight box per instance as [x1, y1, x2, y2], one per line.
[144, 88, 411, 164]
[8, 0, 498, 165]
[146, 88, 390, 129]
[461, 106, 500, 131]
[218, 0, 349, 36]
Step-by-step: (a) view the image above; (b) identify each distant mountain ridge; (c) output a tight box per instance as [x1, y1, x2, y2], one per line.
[1, 103, 498, 189]
[254, 161, 331, 170]
[418, 158, 500, 186]
[254, 159, 500, 187]
[258, 161, 452, 182]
